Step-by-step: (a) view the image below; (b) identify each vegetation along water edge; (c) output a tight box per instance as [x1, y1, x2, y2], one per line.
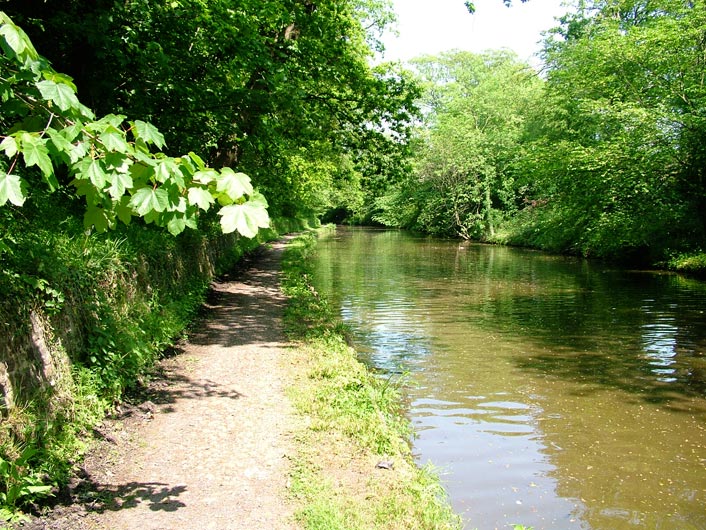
[280, 228, 462, 530]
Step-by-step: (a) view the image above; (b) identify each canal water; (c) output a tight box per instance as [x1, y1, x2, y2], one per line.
[309, 227, 706, 530]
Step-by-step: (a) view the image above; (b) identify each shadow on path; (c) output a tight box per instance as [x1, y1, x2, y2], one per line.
[122, 361, 243, 414]
[21, 238, 295, 530]
[82, 480, 187, 514]
[187, 244, 288, 349]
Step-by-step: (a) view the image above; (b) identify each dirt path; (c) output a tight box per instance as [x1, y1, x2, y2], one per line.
[28, 238, 301, 530]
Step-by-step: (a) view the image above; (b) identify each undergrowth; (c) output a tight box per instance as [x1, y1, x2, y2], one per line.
[665, 251, 706, 276]
[0, 196, 314, 521]
[281, 228, 461, 530]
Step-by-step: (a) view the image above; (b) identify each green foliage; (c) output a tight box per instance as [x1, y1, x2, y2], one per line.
[374, 1, 706, 265]
[2, 1, 419, 221]
[0, 12, 269, 237]
[0, 358, 109, 521]
[376, 50, 542, 239]
[666, 252, 706, 276]
[0, 446, 53, 522]
[281, 230, 461, 529]
[503, 0, 706, 260]
[371, 182, 421, 229]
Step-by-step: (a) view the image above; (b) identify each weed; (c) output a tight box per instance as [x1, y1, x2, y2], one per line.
[0, 446, 53, 523]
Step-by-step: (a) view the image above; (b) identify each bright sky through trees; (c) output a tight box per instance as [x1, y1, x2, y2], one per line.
[380, 0, 569, 68]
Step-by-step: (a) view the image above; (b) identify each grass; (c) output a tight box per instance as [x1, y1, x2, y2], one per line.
[280, 228, 461, 530]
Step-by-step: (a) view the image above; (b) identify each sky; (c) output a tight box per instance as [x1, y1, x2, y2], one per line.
[379, 0, 570, 68]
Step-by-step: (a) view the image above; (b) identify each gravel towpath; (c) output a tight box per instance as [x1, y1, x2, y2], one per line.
[27, 238, 301, 530]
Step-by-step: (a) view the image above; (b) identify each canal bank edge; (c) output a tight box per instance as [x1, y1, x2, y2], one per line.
[12, 225, 462, 529]
[280, 227, 462, 529]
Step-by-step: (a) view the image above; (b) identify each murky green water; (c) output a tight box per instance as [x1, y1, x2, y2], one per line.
[310, 227, 706, 530]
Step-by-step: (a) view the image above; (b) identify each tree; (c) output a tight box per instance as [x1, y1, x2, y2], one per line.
[515, 0, 706, 258]
[375, 50, 542, 239]
[0, 12, 269, 237]
[2, 0, 418, 220]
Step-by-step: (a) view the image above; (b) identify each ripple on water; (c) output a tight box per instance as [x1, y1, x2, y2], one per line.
[312, 227, 706, 530]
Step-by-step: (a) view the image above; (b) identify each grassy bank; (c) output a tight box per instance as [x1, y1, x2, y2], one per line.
[280, 228, 461, 530]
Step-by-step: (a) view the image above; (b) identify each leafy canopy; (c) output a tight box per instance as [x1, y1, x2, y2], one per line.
[0, 12, 269, 237]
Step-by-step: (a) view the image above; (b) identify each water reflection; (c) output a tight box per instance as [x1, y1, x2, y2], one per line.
[311, 227, 706, 530]
[341, 297, 433, 372]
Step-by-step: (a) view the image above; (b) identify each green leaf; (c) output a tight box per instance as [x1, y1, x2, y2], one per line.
[216, 168, 253, 200]
[132, 120, 166, 149]
[61, 124, 84, 143]
[0, 171, 25, 206]
[129, 161, 155, 189]
[177, 165, 192, 186]
[88, 114, 125, 132]
[188, 151, 206, 170]
[155, 159, 180, 184]
[47, 129, 74, 162]
[143, 209, 160, 225]
[107, 172, 133, 199]
[99, 126, 129, 153]
[193, 169, 219, 185]
[129, 186, 170, 215]
[0, 20, 26, 57]
[250, 191, 269, 209]
[104, 152, 131, 173]
[184, 216, 198, 230]
[36, 79, 80, 112]
[178, 155, 196, 175]
[217, 200, 270, 237]
[174, 196, 188, 213]
[84, 206, 111, 232]
[69, 141, 89, 164]
[134, 150, 158, 167]
[42, 71, 77, 92]
[0, 82, 12, 104]
[218, 204, 255, 237]
[76, 102, 96, 121]
[167, 214, 187, 236]
[0, 136, 18, 158]
[133, 137, 150, 154]
[20, 133, 53, 178]
[246, 196, 270, 227]
[86, 159, 107, 188]
[116, 196, 133, 225]
[187, 186, 215, 211]
[70, 176, 93, 197]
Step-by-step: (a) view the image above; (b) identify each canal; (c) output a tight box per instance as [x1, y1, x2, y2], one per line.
[309, 227, 706, 530]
